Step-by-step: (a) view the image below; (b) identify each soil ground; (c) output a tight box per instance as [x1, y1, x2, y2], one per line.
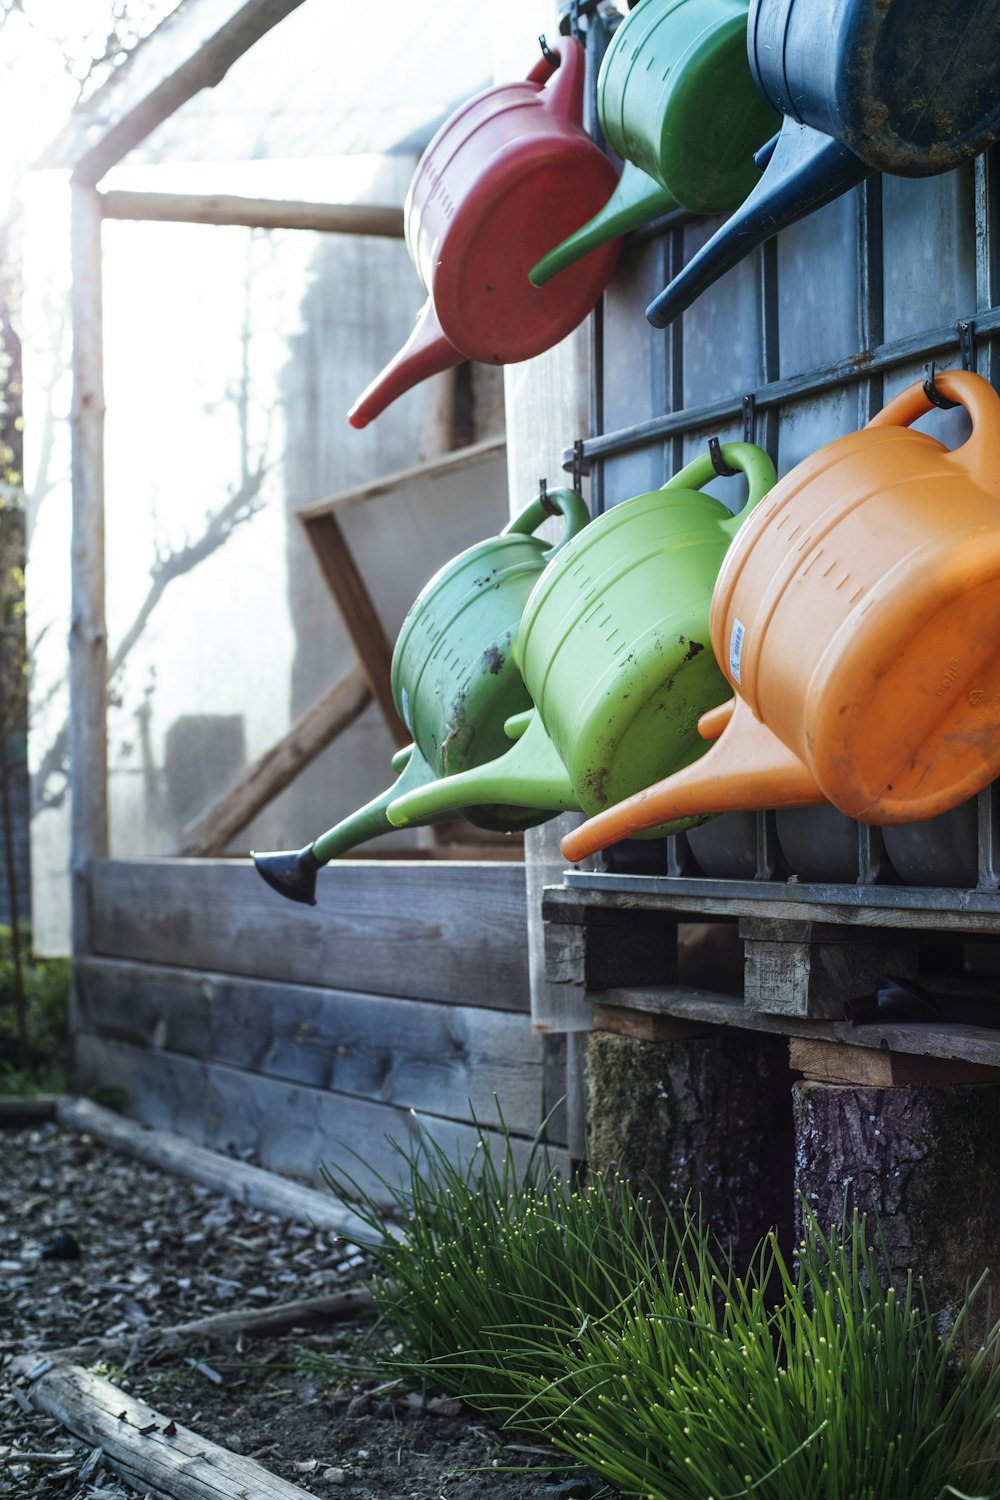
[0, 1121, 608, 1500]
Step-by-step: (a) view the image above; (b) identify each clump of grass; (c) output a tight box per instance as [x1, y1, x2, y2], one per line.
[314, 1113, 661, 1419]
[512, 1209, 1000, 1500]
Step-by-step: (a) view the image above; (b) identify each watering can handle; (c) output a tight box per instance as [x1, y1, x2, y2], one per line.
[526, 41, 560, 87]
[866, 369, 1000, 494]
[662, 441, 777, 526]
[502, 487, 590, 560]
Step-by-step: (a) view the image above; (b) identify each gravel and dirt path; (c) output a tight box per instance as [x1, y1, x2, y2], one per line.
[0, 1120, 604, 1500]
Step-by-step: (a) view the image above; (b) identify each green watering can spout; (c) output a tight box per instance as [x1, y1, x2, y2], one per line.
[386, 710, 579, 830]
[530, 162, 678, 287]
[252, 743, 438, 905]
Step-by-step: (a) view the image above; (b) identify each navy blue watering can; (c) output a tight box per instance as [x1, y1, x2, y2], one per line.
[647, 0, 1000, 328]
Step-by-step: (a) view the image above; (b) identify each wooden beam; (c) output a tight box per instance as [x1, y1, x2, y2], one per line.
[38, 0, 308, 186]
[296, 436, 506, 521]
[301, 511, 408, 746]
[175, 668, 372, 855]
[12, 1357, 313, 1499]
[100, 190, 404, 237]
[0, 1095, 60, 1126]
[55, 1096, 375, 1243]
[70, 182, 108, 958]
[788, 1036, 1000, 1086]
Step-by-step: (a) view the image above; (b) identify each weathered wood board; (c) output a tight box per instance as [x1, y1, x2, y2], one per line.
[13, 1356, 311, 1499]
[75, 958, 550, 1135]
[72, 1038, 565, 1196]
[87, 859, 530, 1008]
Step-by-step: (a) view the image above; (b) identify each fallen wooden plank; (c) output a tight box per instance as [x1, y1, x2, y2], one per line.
[55, 1097, 376, 1245]
[0, 1094, 60, 1126]
[53, 1283, 375, 1366]
[11, 1355, 310, 1499]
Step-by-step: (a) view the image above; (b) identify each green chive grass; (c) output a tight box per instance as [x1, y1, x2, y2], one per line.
[313, 1109, 663, 1419]
[512, 1210, 1000, 1500]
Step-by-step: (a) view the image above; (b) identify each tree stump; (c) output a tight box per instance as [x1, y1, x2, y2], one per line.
[794, 1079, 1000, 1324]
[586, 1030, 794, 1262]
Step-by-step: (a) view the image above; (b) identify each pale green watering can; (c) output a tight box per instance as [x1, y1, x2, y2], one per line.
[385, 442, 777, 840]
[253, 487, 589, 904]
[529, 0, 779, 287]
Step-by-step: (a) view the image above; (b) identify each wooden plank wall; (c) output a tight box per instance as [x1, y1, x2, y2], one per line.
[75, 860, 566, 1197]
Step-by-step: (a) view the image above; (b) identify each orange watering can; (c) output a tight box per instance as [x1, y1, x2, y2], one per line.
[562, 369, 1000, 863]
[348, 38, 620, 429]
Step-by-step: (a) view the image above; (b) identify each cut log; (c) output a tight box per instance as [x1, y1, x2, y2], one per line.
[174, 668, 372, 854]
[586, 1030, 794, 1262]
[53, 1283, 374, 1366]
[794, 1077, 1000, 1324]
[11, 1356, 311, 1499]
[55, 1097, 376, 1245]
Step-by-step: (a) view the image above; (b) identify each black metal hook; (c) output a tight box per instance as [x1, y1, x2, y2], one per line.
[923, 361, 959, 410]
[538, 477, 559, 516]
[538, 33, 559, 68]
[571, 437, 587, 496]
[708, 436, 740, 477]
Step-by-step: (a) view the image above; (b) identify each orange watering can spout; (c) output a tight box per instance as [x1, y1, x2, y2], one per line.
[348, 300, 464, 430]
[560, 697, 826, 863]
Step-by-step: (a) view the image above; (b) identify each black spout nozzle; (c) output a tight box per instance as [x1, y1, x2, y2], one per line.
[252, 844, 322, 906]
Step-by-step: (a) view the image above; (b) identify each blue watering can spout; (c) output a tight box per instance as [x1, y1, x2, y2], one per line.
[646, 117, 871, 329]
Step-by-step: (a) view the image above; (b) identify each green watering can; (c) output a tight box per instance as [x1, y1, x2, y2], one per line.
[385, 442, 776, 840]
[529, 0, 779, 288]
[253, 487, 590, 905]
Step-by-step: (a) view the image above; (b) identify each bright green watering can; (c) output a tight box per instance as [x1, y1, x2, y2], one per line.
[253, 488, 590, 904]
[529, 0, 779, 287]
[385, 442, 776, 840]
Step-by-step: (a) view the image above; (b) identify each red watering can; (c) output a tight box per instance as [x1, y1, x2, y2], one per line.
[349, 38, 621, 429]
[562, 370, 1000, 861]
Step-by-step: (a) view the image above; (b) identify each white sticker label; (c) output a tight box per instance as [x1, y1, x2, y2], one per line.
[729, 619, 746, 685]
[400, 686, 411, 731]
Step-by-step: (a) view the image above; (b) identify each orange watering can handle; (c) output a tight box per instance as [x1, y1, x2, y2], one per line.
[502, 486, 590, 561]
[866, 369, 1000, 494]
[662, 440, 777, 525]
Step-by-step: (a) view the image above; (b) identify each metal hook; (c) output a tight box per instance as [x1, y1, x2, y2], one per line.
[708, 436, 739, 477]
[571, 438, 587, 496]
[538, 477, 559, 516]
[923, 361, 959, 410]
[538, 34, 559, 68]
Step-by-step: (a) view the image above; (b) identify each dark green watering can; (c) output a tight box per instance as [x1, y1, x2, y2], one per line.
[385, 441, 776, 839]
[529, 0, 779, 288]
[253, 488, 589, 904]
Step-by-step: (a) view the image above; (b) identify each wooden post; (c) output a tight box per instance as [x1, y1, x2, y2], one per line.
[69, 183, 108, 957]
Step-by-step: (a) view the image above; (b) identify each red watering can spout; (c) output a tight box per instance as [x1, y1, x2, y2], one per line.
[348, 301, 464, 431]
[560, 698, 826, 863]
[537, 36, 585, 123]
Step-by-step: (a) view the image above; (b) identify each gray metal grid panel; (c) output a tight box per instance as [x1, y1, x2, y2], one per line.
[569, 146, 1000, 922]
